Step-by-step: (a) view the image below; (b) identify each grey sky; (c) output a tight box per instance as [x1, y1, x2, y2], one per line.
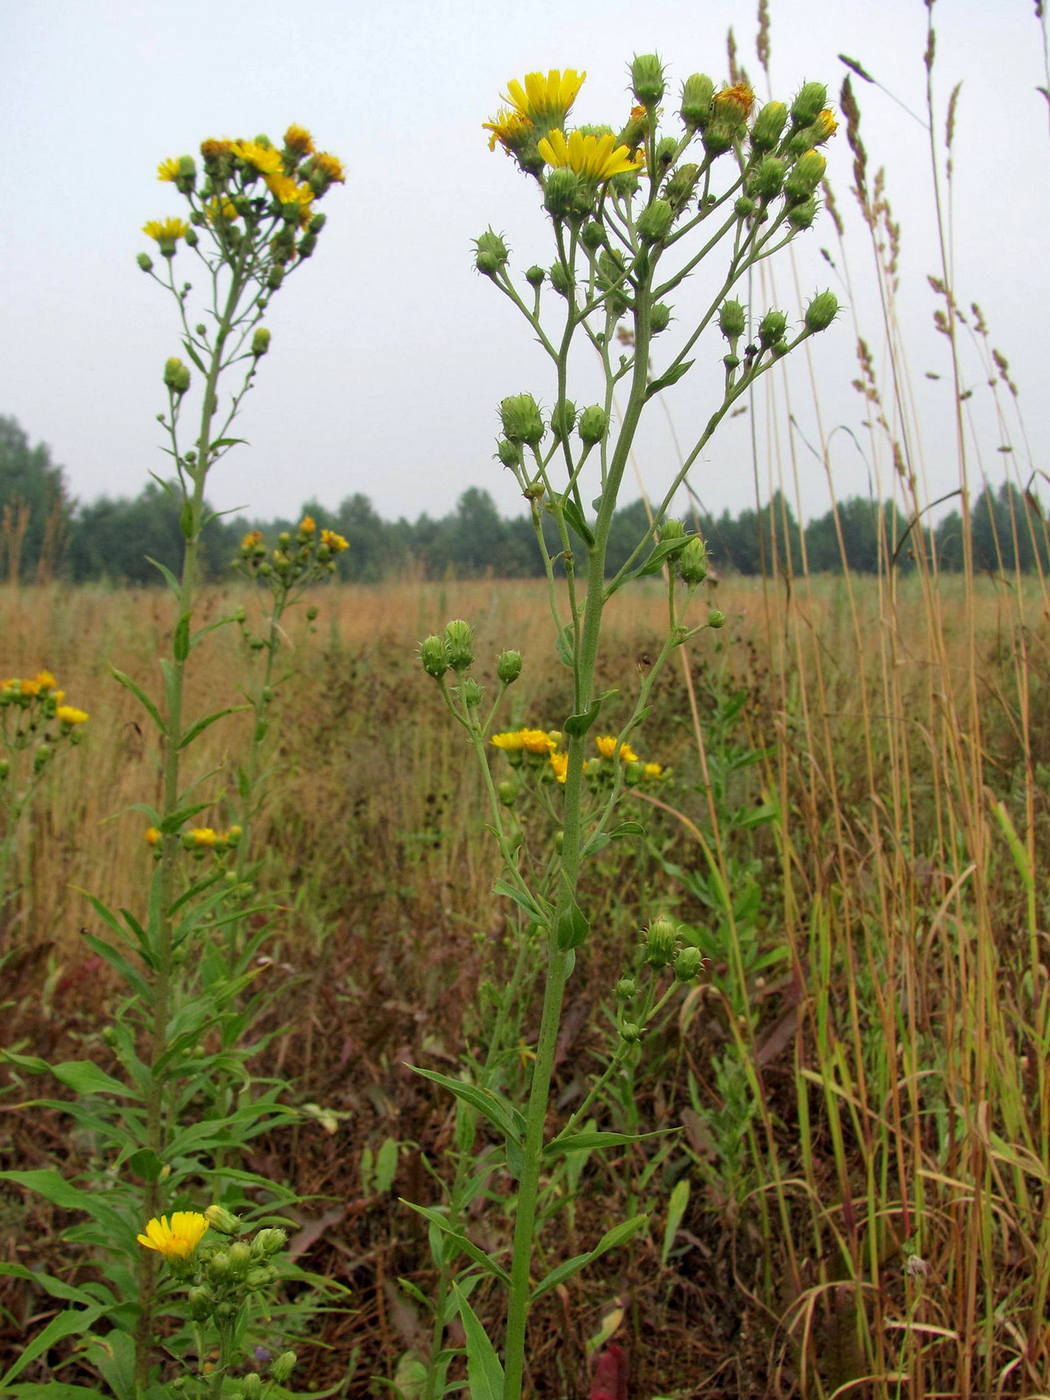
[3, 0, 1046, 526]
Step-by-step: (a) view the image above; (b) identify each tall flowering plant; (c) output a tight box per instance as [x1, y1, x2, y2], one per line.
[0, 126, 345, 1395]
[419, 60, 838, 1398]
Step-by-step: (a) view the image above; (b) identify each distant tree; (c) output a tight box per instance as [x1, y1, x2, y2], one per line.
[0, 415, 73, 581]
[68, 481, 233, 584]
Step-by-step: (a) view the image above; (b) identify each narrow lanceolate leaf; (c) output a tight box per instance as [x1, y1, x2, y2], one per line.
[0, 1304, 104, 1387]
[544, 1128, 674, 1158]
[409, 1067, 525, 1145]
[1, 1054, 136, 1099]
[400, 1202, 511, 1284]
[660, 1178, 690, 1267]
[110, 668, 165, 733]
[531, 1214, 648, 1300]
[178, 705, 249, 750]
[453, 1283, 505, 1400]
[645, 358, 693, 398]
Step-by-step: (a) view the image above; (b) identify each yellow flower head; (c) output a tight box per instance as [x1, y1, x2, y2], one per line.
[266, 172, 314, 208]
[321, 528, 349, 552]
[136, 1211, 209, 1260]
[314, 151, 346, 184]
[200, 138, 233, 161]
[20, 679, 41, 698]
[595, 734, 637, 762]
[188, 827, 218, 847]
[812, 108, 838, 142]
[490, 728, 556, 755]
[55, 704, 88, 725]
[241, 530, 263, 550]
[145, 826, 161, 845]
[537, 129, 643, 182]
[231, 139, 283, 176]
[157, 157, 181, 182]
[643, 761, 664, 780]
[142, 217, 189, 245]
[483, 108, 534, 155]
[35, 671, 56, 690]
[504, 69, 586, 127]
[713, 83, 755, 123]
[205, 197, 239, 225]
[298, 515, 317, 535]
[284, 124, 314, 155]
[549, 751, 568, 783]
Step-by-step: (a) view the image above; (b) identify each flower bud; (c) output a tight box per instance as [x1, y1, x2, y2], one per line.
[581, 220, 606, 252]
[525, 264, 546, 287]
[718, 300, 746, 341]
[637, 199, 674, 245]
[645, 914, 679, 968]
[462, 678, 483, 708]
[419, 635, 448, 679]
[804, 290, 839, 333]
[443, 619, 474, 673]
[271, 1352, 297, 1384]
[664, 163, 700, 214]
[251, 328, 271, 358]
[680, 73, 715, 128]
[615, 976, 636, 1001]
[749, 155, 787, 200]
[784, 149, 826, 204]
[631, 53, 666, 107]
[620, 1021, 642, 1043]
[208, 1250, 231, 1279]
[204, 1204, 242, 1235]
[544, 167, 583, 220]
[137, 252, 154, 272]
[550, 399, 577, 439]
[578, 404, 608, 445]
[678, 536, 709, 585]
[674, 946, 704, 981]
[163, 357, 191, 395]
[228, 1241, 252, 1273]
[702, 121, 737, 157]
[497, 649, 523, 684]
[250, 1227, 287, 1258]
[750, 100, 788, 151]
[496, 438, 522, 469]
[184, 228, 199, 249]
[650, 302, 671, 334]
[187, 1286, 211, 1321]
[499, 394, 545, 447]
[660, 518, 686, 540]
[791, 81, 828, 128]
[787, 197, 818, 230]
[548, 260, 571, 297]
[734, 195, 756, 218]
[243, 1376, 263, 1400]
[654, 136, 678, 169]
[758, 310, 787, 348]
[707, 608, 726, 628]
[475, 227, 509, 275]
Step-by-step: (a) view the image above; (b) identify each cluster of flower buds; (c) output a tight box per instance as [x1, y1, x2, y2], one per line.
[139, 125, 344, 283]
[641, 914, 704, 981]
[234, 516, 349, 601]
[0, 671, 89, 779]
[143, 824, 242, 858]
[418, 619, 523, 699]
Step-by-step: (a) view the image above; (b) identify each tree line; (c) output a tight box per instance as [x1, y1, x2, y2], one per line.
[2, 414, 1048, 584]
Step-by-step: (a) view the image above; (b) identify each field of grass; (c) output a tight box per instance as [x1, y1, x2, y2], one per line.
[2, 567, 1047, 1398]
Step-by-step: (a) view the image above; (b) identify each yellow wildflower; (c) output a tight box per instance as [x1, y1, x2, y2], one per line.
[314, 151, 346, 183]
[483, 108, 534, 154]
[521, 728, 555, 754]
[812, 108, 838, 142]
[19, 679, 41, 698]
[549, 751, 568, 783]
[136, 1211, 209, 1260]
[200, 138, 233, 161]
[231, 139, 282, 176]
[56, 705, 88, 725]
[284, 124, 314, 155]
[142, 217, 189, 245]
[643, 762, 664, 780]
[188, 827, 218, 847]
[713, 83, 755, 121]
[595, 734, 637, 762]
[266, 172, 314, 209]
[157, 157, 181, 182]
[504, 69, 586, 126]
[205, 197, 239, 224]
[321, 528, 349, 552]
[241, 530, 263, 550]
[298, 516, 317, 535]
[144, 826, 161, 845]
[34, 671, 56, 690]
[537, 129, 643, 182]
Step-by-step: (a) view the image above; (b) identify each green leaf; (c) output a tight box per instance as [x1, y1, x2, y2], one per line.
[173, 613, 190, 661]
[581, 832, 610, 858]
[637, 535, 690, 578]
[126, 1149, 163, 1183]
[453, 1283, 504, 1400]
[178, 705, 248, 750]
[555, 624, 574, 669]
[401, 1203, 510, 1284]
[181, 339, 206, 373]
[409, 1067, 525, 1145]
[0, 1170, 127, 1233]
[0, 1263, 110, 1308]
[144, 556, 181, 594]
[491, 879, 549, 924]
[0, 1304, 104, 1387]
[209, 437, 248, 451]
[544, 1128, 673, 1158]
[645, 358, 694, 398]
[555, 901, 589, 950]
[564, 701, 600, 737]
[559, 496, 595, 546]
[661, 1178, 690, 1267]
[80, 934, 151, 1000]
[531, 1214, 648, 1300]
[110, 668, 165, 734]
[8, 1385, 113, 1400]
[375, 1137, 399, 1194]
[610, 821, 645, 838]
[1, 1055, 135, 1099]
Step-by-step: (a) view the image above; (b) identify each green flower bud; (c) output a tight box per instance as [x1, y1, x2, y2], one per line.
[497, 779, 520, 807]
[674, 946, 704, 981]
[654, 136, 678, 169]
[791, 81, 828, 128]
[309, 211, 327, 234]
[187, 1286, 211, 1321]
[637, 199, 674, 245]
[271, 1352, 297, 1384]
[443, 619, 474, 673]
[734, 195, 756, 218]
[581, 220, 606, 252]
[137, 251, 154, 272]
[650, 302, 671, 334]
[250, 1227, 287, 1258]
[750, 100, 788, 152]
[499, 394, 545, 447]
[297, 232, 318, 258]
[243, 1376, 263, 1400]
[678, 536, 709, 585]
[804, 290, 839, 333]
[184, 228, 199, 249]
[246, 1265, 276, 1289]
[496, 437, 522, 469]
[474, 227, 509, 275]
[462, 678, 483, 708]
[787, 196, 819, 230]
[548, 259, 571, 297]
[680, 73, 715, 128]
[0, 760, 9, 781]
[208, 1250, 231, 1279]
[645, 914, 679, 968]
[702, 120, 737, 157]
[228, 1241, 252, 1273]
[620, 1021, 642, 1043]
[615, 976, 636, 1001]
[631, 53, 666, 107]
[707, 608, 726, 628]
[204, 1204, 242, 1235]
[419, 634, 448, 679]
[749, 155, 787, 200]
[758, 310, 788, 348]
[33, 744, 52, 774]
[718, 300, 746, 341]
[664, 163, 700, 213]
[784, 149, 826, 204]
[266, 264, 285, 291]
[175, 154, 197, 191]
[578, 404, 608, 445]
[544, 167, 584, 220]
[550, 399, 577, 439]
[251, 328, 271, 358]
[660, 518, 686, 540]
[525, 264, 546, 287]
[163, 357, 191, 395]
[497, 649, 523, 684]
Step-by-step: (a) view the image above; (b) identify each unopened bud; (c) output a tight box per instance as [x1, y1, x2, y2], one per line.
[251, 327, 271, 357]
[620, 1021, 642, 1043]
[578, 404, 608, 445]
[787, 197, 818, 230]
[680, 73, 715, 129]
[163, 357, 191, 395]
[749, 155, 787, 200]
[497, 649, 523, 684]
[660, 518, 686, 540]
[678, 536, 709, 585]
[758, 310, 788, 348]
[750, 100, 788, 151]
[581, 220, 606, 252]
[631, 53, 666, 107]
[419, 634, 448, 679]
[137, 251, 154, 272]
[548, 259, 571, 297]
[544, 167, 583, 220]
[443, 619, 474, 673]
[674, 946, 704, 981]
[615, 976, 636, 1001]
[650, 302, 671, 334]
[784, 149, 826, 204]
[462, 678, 483, 708]
[475, 227, 509, 275]
[525, 264, 546, 287]
[499, 394, 545, 447]
[804, 290, 839, 333]
[496, 438, 522, 469]
[550, 399, 577, 438]
[791, 82, 828, 128]
[718, 300, 746, 341]
[251, 1227, 287, 1258]
[707, 608, 726, 629]
[645, 914, 679, 968]
[204, 1204, 242, 1235]
[271, 1352, 297, 1384]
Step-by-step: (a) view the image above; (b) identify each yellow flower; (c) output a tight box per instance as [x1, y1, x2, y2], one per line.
[490, 728, 556, 755]
[144, 826, 161, 845]
[136, 1211, 209, 1260]
[491, 730, 525, 752]
[643, 762, 664, 780]
[284, 124, 314, 155]
[321, 528, 349, 552]
[157, 157, 181, 182]
[34, 671, 56, 690]
[812, 108, 838, 142]
[483, 108, 534, 154]
[504, 69, 586, 126]
[188, 827, 218, 847]
[265, 172, 314, 209]
[537, 129, 643, 181]
[314, 151, 346, 184]
[298, 515, 317, 535]
[142, 217, 189, 245]
[231, 139, 282, 176]
[20, 679, 41, 698]
[205, 197, 239, 224]
[595, 734, 637, 762]
[200, 138, 233, 161]
[713, 83, 755, 121]
[550, 751, 568, 783]
[56, 705, 88, 725]
[241, 530, 263, 550]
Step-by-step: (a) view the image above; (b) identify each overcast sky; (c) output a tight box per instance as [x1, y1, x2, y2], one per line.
[3, 0, 1047, 526]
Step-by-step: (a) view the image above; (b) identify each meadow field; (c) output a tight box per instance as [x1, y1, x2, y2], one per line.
[2, 566, 1047, 1398]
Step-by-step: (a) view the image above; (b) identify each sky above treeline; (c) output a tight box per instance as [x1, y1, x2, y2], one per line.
[4, 0, 1047, 525]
